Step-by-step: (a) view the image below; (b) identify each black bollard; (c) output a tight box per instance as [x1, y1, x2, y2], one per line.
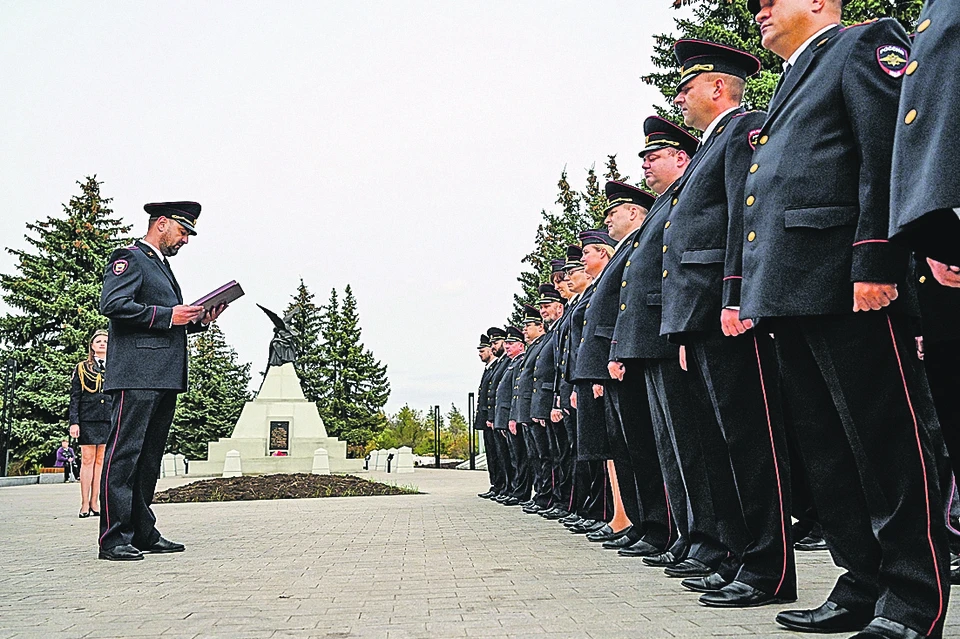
[387, 452, 395, 473]
[364, 454, 371, 470]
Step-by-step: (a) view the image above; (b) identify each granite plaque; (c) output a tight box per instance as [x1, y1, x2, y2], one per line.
[269, 421, 289, 452]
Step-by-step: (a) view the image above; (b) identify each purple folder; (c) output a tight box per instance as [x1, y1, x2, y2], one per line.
[192, 280, 244, 311]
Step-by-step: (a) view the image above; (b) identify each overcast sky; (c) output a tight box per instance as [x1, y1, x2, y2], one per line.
[0, 1, 692, 416]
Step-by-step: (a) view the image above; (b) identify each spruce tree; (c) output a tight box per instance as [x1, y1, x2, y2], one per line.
[0, 177, 131, 466]
[317, 285, 390, 455]
[283, 279, 325, 405]
[650, 1, 923, 117]
[169, 323, 252, 460]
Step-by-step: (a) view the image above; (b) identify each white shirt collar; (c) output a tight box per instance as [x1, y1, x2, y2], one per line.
[613, 225, 642, 253]
[785, 23, 838, 70]
[139, 238, 164, 259]
[700, 106, 740, 146]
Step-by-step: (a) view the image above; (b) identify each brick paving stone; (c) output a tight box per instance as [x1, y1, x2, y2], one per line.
[0, 468, 958, 638]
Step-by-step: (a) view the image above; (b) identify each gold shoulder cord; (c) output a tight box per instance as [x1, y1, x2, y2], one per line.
[77, 362, 103, 394]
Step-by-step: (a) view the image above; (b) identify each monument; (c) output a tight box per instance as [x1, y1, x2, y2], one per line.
[188, 305, 363, 475]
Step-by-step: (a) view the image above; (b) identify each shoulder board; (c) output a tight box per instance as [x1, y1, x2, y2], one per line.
[731, 110, 760, 119]
[841, 18, 879, 31]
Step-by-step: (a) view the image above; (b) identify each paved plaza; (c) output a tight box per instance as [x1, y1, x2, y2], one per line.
[1, 468, 957, 639]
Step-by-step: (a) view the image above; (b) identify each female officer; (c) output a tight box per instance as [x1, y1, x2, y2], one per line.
[69, 329, 112, 518]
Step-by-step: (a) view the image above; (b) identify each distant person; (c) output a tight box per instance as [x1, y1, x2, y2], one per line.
[97, 201, 226, 561]
[69, 329, 111, 518]
[55, 440, 77, 483]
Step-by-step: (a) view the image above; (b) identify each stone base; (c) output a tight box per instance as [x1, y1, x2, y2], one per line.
[189, 437, 362, 476]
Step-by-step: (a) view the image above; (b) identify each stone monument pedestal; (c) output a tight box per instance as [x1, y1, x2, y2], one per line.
[188, 363, 363, 475]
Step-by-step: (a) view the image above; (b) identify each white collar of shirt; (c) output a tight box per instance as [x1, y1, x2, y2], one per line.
[700, 106, 740, 146]
[614, 226, 642, 253]
[140, 238, 164, 260]
[784, 23, 839, 70]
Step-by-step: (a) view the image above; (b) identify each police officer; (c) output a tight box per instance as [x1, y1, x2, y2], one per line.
[510, 304, 552, 513]
[745, 1, 948, 635]
[494, 326, 529, 505]
[889, 0, 960, 265]
[609, 116, 741, 582]
[660, 40, 796, 608]
[98, 201, 225, 561]
[475, 334, 506, 499]
[484, 327, 512, 502]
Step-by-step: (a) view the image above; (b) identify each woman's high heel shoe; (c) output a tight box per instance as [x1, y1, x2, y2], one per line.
[78, 511, 91, 518]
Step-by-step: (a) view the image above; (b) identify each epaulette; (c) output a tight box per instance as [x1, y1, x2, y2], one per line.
[841, 18, 878, 31]
[122, 244, 140, 250]
[731, 110, 760, 119]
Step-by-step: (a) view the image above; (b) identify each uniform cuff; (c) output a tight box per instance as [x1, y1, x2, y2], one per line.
[851, 240, 909, 283]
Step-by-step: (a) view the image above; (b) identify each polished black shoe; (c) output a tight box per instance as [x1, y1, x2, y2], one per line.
[699, 580, 794, 608]
[664, 557, 714, 577]
[680, 572, 729, 593]
[542, 508, 569, 520]
[522, 504, 542, 514]
[617, 539, 663, 557]
[848, 617, 926, 639]
[79, 511, 91, 519]
[493, 494, 509, 503]
[795, 534, 829, 551]
[137, 537, 185, 554]
[559, 513, 581, 524]
[569, 519, 605, 534]
[775, 601, 873, 633]
[520, 499, 535, 508]
[951, 563, 960, 585]
[478, 490, 496, 499]
[587, 525, 631, 543]
[602, 532, 640, 549]
[98, 544, 144, 561]
[502, 497, 521, 506]
[642, 551, 678, 567]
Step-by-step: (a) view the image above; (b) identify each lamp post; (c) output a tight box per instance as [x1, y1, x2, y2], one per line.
[0, 358, 18, 477]
[433, 405, 441, 469]
[467, 392, 475, 470]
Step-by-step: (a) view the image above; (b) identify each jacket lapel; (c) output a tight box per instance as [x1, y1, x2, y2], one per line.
[136, 240, 183, 302]
[672, 108, 743, 193]
[765, 25, 841, 122]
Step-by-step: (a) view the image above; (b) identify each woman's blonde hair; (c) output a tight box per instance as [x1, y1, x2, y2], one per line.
[84, 329, 108, 371]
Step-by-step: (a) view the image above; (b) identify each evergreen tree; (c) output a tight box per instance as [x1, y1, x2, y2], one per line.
[373, 404, 435, 455]
[317, 285, 390, 455]
[0, 177, 131, 466]
[169, 323, 252, 460]
[650, 1, 923, 118]
[441, 403, 470, 460]
[283, 279, 325, 404]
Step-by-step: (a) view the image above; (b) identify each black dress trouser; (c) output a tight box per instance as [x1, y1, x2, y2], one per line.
[686, 330, 796, 600]
[490, 429, 513, 496]
[505, 426, 532, 501]
[482, 427, 507, 495]
[773, 312, 950, 637]
[548, 416, 572, 509]
[99, 389, 177, 551]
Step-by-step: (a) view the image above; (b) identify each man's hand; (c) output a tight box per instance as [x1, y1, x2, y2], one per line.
[916, 335, 924, 361]
[201, 303, 228, 325]
[486, 421, 494, 429]
[720, 308, 754, 337]
[570, 391, 578, 409]
[69, 424, 79, 439]
[608, 361, 625, 381]
[679, 345, 687, 372]
[550, 408, 563, 423]
[592, 384, 604, 399]
[853, 282, 898, 312]
[927, 258, 960, 288]
[508, 421, 517, 435]
[172, 305, 205, 325]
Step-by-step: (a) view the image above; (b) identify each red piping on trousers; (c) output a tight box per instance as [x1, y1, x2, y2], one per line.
[887, 315, 944, 636]
[753, 334, 789, 596]
[99, 390, 124, 548]
[664, 483, 674, 546]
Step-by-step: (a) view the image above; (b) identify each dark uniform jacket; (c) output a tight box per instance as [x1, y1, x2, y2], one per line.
[474, 362, 496, 430]
[565, 285, 597, 383]
[530, 325, 558, 421]
[660, 107, 765, 337]
[494, 354, 523, 430]
[915, 258, 960, 345]
[100, 240, 205, 392]
[511, 334, 548, 424]
[553, 306, 576, 411]
[741, 20, 912, 318]
[485, 355, 509, 429]
[610, 192, 682, 361]
[575, 228, 643, 381]
[890, 0, 960, 264]
[68, 361, 112, 424]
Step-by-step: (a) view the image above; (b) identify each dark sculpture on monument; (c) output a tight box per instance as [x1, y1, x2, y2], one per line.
[257, 304, 299, 367]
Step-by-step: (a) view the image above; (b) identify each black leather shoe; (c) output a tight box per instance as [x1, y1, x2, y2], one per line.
[79, 511, 91, 518]
[478, 491, 496, 499]
[642, 551, 678, 567]
[522, 504, 542, 514]
[502, 497, 521, 506]
[951, 563, 960, 585]
[699, 580, 794, 608]
[520, 500, 535, 507]
[569, 519, 604, 534]
[848, 617, 926, 639]
[776, 601, 873, 633]
[542, 508, 569, 520]
[602, 531, 641, 549]
[664, 557, 714, 577]
[493, 494, 508, 503]
[795, 534, 829, 551]
[680, 572, 729, 593]
[617, 539, 663, 557]
[587, 525, 631, 543]
[563, 516, 585, 527]
[137, 537, 185, 554]
[98, 544, 144, 561]
[559, 513, 581, 524]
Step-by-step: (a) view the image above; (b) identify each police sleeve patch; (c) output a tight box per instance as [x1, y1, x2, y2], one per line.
[112, 259, 129, 275]
[877, 45, 908, 77]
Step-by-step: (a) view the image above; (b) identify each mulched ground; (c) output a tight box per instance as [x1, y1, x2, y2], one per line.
[153, 473, 419, 503]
